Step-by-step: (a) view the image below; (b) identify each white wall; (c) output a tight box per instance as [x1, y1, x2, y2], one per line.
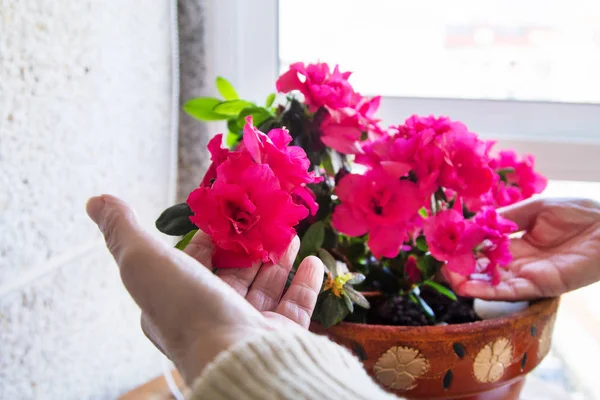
[0, 1, 178, 397]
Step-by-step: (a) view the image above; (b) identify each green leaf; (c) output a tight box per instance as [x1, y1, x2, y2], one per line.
[416, 236, 428, 252]
[156, 203, 197, 236]
[417, 254, 438, 278]
[295, 222, 325, 268]
[423, 281, 457, 301]
[175, 229, 198, 250]
[227, 118, 240, 134]
[342, 293, 354, 313]
[345, 241, 366, 261]
[257, 117, 279, 132]
[236, 106, 272, 130]
[317, 249, 337, 275]
[418, 207, 428, 218]
[213, 100, 254, 116]
[184, 97, 230, 121]
[497, 167, 515, 183]
[321, 152, 335, 176]
[345, 287, 370, 309]
[320, 292, 350, 328]
[327, 150, 343, 174]
[265, 93, 276, 108]
[226, 132, 241, 149]
[410, 293, 435, 319]
[346, 273, 365, 286]
[216, 76, 239, 100]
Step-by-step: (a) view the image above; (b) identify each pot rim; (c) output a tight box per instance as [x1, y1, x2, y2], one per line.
[327, 296, 559, 335]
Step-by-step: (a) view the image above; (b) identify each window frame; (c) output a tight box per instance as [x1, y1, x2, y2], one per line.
[206, 0, 600, 182]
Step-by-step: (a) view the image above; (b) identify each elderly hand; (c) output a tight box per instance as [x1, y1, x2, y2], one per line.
[86, 194, 324, 385]
[446, 198, 600, 301]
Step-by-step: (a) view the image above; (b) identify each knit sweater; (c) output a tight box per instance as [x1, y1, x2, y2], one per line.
[187, 329, 400, 400]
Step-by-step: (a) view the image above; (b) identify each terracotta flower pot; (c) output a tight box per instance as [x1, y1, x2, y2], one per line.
[310, 297, 559, 400]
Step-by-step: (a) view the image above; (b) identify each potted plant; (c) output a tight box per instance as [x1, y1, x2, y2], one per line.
[156, 62, 556, 399]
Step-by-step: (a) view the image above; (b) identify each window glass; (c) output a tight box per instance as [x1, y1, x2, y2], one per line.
[279, 0, 600, 103]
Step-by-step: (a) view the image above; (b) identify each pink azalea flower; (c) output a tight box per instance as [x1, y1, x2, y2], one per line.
[320, 107, 365, 154]
[513, 155, 548, 198]
[321, 95, 383, 154]
[406, 214, 425, 244]
[491, 150, 547, 197]
[423, 209, 485, 276]
[397, 115, 464, 139]
[357, 95, 381, 119]
[356, 126, 435, 185]
[400, 131, 444, 195]
[187, 152, 308, 268]
[474, 207, 519, 238]
[354, 134, 394, 169]
[494, 182, 524, 206]
[425, 207, 516, 283]
[479, 236, 513, 285]
[276, 62, 356, 112]
[467, 148, 547, 211]
[358, 115, 493, 198]
[331, 168, 424, 259]
[200, 134, 230, 187]
[465, 179, 525, 212]
[469, 208, 518, 284]
[439, 131, 495, 198]
[405, 255, 421, 284]
[243, 116, 322, 193]
[319, 96, 383, 155]
[291, 186, 319, 216]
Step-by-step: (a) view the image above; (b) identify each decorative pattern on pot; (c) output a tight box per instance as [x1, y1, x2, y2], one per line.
[473, 338, 513, 383]
[373, 346, 429, 391]
[538, 316, 556, 360]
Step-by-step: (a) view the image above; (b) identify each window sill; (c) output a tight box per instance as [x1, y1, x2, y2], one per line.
[119, 370, 185, 400]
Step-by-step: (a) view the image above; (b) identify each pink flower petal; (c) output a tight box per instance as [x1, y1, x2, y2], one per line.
[446, 252, 477, 276]
[368, 226, 407, 259]
[242, 116, 263, 164]
[380, 161, 412, 179]
[335, 173, 364, 203]
[332, 204, 369, 237]
[275, 67, 304, 93]
[321, 135, 364, 155]
[267, 128, 293, 148]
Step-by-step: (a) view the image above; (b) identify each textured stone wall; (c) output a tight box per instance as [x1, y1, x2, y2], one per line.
[177, 0, 211, 201]
[0, 0, 178, 398]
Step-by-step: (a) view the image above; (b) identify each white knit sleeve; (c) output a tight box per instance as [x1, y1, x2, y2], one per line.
[186, 329, 401, 400]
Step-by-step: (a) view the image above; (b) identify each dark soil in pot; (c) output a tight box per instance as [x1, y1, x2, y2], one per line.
[346, 286, 480, 326]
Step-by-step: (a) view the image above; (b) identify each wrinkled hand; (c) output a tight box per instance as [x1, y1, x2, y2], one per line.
[446, 198, 600, 301]
[86, 195, 324, 385]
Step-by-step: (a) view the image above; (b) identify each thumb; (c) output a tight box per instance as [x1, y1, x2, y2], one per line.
[86, 194, 144, 261]
[86, 194, 184, 314]
[87, 195, 267, 384]
[86, 195, 242, 322]
[87, 195, 258, 326]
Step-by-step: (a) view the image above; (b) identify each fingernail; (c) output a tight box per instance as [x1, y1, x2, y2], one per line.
[86, 196, 106, 224]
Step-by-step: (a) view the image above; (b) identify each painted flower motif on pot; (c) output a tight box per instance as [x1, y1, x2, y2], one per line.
[473, 337, 513, 383]
[373, 346, 430, 391]
[538, 316, 556, 360]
